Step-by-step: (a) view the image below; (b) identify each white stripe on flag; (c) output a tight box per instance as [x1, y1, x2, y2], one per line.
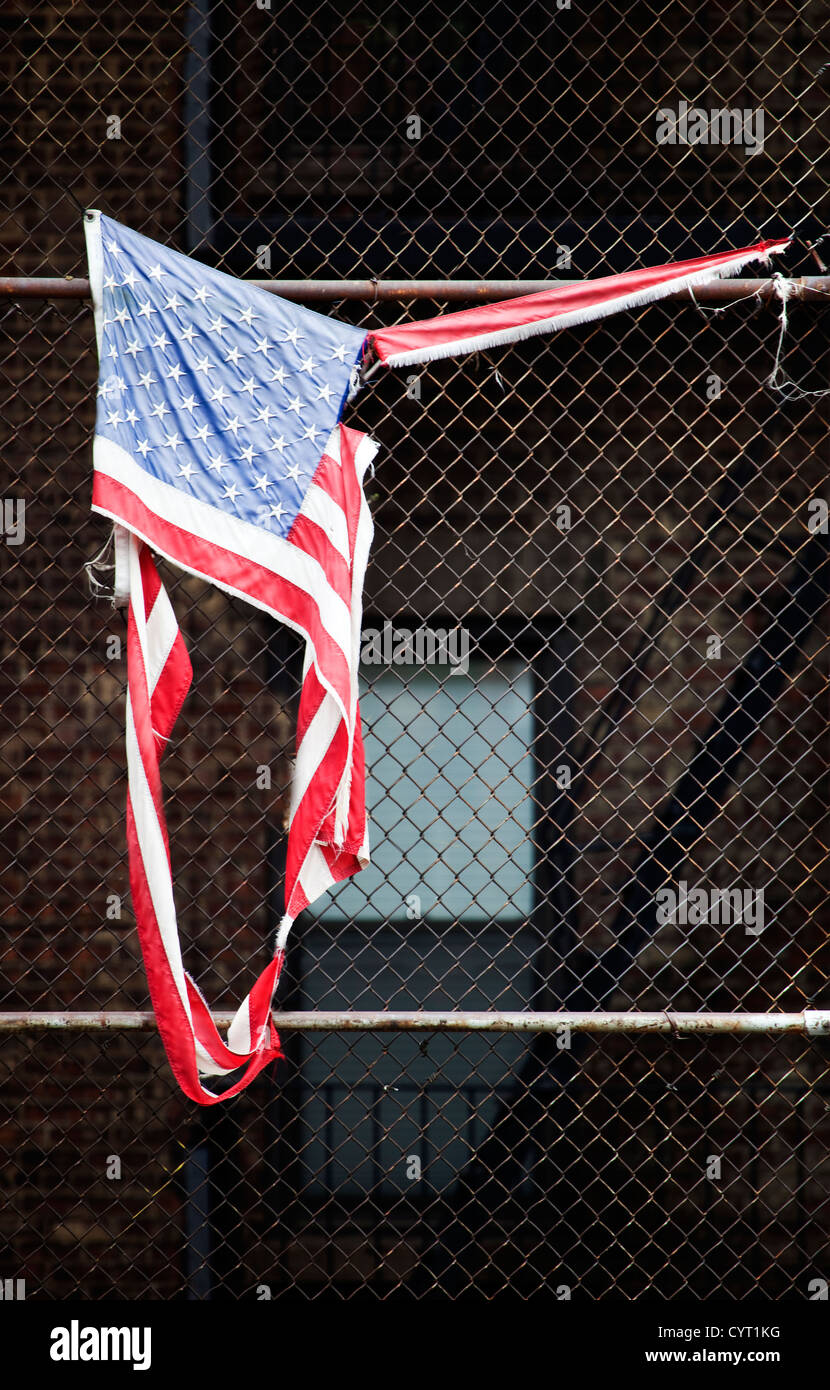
[94, 435, 354, 669]
[125, 531, 284, 1096]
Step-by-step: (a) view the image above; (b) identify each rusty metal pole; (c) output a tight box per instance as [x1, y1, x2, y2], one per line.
[1, 276, 829, 303]
[0, 1010, 828, 1033]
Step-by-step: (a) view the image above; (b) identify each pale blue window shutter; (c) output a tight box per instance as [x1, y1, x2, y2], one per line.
[298, 656, 538, 1196]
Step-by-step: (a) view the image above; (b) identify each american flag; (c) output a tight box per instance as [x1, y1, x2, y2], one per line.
[85, 211, 376, 1102]
[85, 210, 789, 1102]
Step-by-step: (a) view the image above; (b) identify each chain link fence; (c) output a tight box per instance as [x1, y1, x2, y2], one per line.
[1, 0, 829, 1300]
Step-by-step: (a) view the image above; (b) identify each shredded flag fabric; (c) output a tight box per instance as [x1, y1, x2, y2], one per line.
[85, 211, 376, 1101]
[125, 535, 284, 1101]
[84, 209, 790, 1102]
[366, 237, 791, 367]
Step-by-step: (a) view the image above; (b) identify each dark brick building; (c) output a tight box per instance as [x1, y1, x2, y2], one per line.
[1, 0, 828, 1298]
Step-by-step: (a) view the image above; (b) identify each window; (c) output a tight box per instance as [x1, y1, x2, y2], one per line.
[273, 619, 572, 1197]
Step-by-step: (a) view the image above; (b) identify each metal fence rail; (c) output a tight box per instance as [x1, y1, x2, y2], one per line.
[1, 0, 829, 1302]
[2, 1010, 830, 1034]
[6, 275, 830, 301]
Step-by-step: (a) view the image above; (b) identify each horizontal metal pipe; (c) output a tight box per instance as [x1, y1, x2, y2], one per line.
[1, 276, 829, 303]
[0, 1010, 828, 1034]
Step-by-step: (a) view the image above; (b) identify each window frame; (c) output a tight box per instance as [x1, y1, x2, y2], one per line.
[262, 611, 578, 1209]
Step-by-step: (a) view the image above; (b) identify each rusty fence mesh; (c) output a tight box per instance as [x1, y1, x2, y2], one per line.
[1, 0, 829, 1300]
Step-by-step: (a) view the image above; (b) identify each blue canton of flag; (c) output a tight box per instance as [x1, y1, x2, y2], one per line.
[87, 212, 368, 548]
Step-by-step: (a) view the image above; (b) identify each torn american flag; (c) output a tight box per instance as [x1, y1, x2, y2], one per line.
[84, 210, 788, 1102]
[85, 210, 376, 1101]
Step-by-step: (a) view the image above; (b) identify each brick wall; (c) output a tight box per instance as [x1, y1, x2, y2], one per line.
[0, 0, 295, 1298]
[0, 0, 827, 1298]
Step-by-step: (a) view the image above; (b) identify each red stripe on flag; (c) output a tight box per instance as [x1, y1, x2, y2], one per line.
[125, 562, 285, 1101]
[93, 471, 353, 712]
[110, 422, 374, 1102]
[287, 513, 352, 603]
[367, 237, 791, 366]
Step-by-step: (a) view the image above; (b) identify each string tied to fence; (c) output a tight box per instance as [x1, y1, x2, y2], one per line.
[84, 530, 117, 601]
[687, 281, 765, 317]
[768, 268, 830, 399]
